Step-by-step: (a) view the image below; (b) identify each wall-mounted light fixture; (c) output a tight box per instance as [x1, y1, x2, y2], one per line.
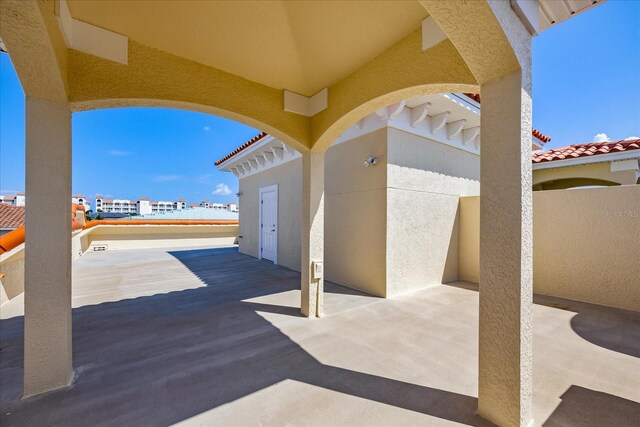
[364, 156, 379, 167]
[236, 191, 243, 197]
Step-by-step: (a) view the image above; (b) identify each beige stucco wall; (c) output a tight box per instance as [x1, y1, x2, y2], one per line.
[240, 127, 481, 297]
[386, 128, 479, 296]
[459, 197, 480, 283]
[87, 225, 238, 251]
[459, 185, 640, 311]
[238, 159, 302, 271]
[0, 243, 25, 304]
[325, 129, 388, 296]
[533, 161, 637, 190]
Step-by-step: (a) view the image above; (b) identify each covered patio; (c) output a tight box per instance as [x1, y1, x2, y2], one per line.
[0, 1, 625, 425]
[1, 247, 638, 426]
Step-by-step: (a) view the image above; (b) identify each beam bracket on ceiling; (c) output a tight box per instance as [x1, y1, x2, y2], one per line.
[56, 0, 128, 64]
[284, 88, 328, 117]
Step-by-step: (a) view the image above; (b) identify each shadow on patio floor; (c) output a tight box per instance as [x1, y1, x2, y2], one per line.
[543, 385, 640, 427]
[444, 281, 640, 358]
[0, 247, 492, 426]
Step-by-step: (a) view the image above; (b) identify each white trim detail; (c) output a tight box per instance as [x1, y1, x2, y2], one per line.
[463, 127, 480, 145]
[422, 16, 448, 51]
[511, 0, 540, 35]
[411, 103, 430, 127]
[376, 101, 406, 120]
[447, 120, 466, 139]
[258, 184, 278, 264]
[284, 88, 328, 117]
[333, 93, 482, 155]
[56, 0, 128, 65]
[610, 159, 639, 173]
[533, 151, 640, 170]
[217, 134, 302, 179]
[431, 112, 450, 132]
[218, 93, 553, 174]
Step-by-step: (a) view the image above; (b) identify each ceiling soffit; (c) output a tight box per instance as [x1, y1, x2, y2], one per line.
[67, 0, 428, 96]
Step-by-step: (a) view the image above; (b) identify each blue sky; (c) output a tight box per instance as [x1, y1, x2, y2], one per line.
[1, 1, 638, 203]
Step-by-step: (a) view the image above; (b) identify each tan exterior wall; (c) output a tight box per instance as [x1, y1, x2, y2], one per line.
[459, 185, 640, 311]
[533, 161, 637, 190]
[240, 127, 481, 297]
[386, 128, 479, 296]
[238, 159, 302, 271]
[0, 243, 25, 304]
[86, 225, 238, 251]
[459, 197, 480, 283]
[325, 129, 388, 296]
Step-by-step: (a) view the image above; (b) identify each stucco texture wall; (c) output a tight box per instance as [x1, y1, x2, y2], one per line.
[325, 129, 388, 296]
[459, 185, 640, 311]
[238, 159, 302, 271]
[386, 128, 479, 296]
[86, 225, 238, 252]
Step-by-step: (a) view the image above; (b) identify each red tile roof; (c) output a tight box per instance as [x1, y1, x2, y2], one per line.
[532, 139, 640, 164]
[463, 93, 551, 143]
[215, 132, 268, 166]
[0, 203, 26, 229]
[0, 196, 16, 200]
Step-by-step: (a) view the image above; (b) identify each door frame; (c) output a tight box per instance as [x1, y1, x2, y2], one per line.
[258, 184, 278, 264]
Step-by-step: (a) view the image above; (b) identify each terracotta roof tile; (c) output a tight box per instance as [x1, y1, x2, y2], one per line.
[0, 204, 25, 229]
[214, 132, 268, 166]
[532, 139, 640, 164]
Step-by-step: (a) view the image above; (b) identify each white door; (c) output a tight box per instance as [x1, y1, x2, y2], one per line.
[260, 185, 278, 263]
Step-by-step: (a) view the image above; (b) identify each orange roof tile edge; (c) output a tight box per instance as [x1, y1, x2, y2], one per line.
[84, 219, 238, 229]
[214, 132, 268, 166]
[532, 139, 640, 163]
[0, 225, 25, 254]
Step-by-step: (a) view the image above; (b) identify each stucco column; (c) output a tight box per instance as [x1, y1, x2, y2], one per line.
[478, 68, 533, 427]
[300, 151, 324, 317]
[23, 98, 73, 397]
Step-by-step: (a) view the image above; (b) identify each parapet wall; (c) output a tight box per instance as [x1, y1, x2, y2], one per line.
[459, 185, 640, 311]
[0, 224, 238, 305]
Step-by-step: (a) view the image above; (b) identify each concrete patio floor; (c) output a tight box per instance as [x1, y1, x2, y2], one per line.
[1, 246, 639, 426]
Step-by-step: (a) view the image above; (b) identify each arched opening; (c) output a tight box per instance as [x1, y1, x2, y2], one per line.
[533, 177, 621, 191]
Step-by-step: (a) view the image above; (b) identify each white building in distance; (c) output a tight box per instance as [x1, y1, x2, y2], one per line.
[71, 194, 91, 211]
[0, 192, 26, 206]
[96, 196, 187, 215]
[195, 201, 239, 212]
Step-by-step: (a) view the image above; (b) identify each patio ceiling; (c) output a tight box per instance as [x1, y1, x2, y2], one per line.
[66, 0, 428, 97]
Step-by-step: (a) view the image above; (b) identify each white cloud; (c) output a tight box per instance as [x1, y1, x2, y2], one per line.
[593, 133, 610, 143]
[624, 136, 639, 140]
[150, 175, 184, 182]
[212, 183, 233, 196]
[108, 149, 133, 157]
[203, 126, 211, 131]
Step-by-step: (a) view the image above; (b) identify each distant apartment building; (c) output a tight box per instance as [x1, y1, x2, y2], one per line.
[198, 200, 239, 212]
[1, 192, 94, 211]
[0, 192, 25, 207]
[72, 195, 91, 211]
[95, 196, 187, 215]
